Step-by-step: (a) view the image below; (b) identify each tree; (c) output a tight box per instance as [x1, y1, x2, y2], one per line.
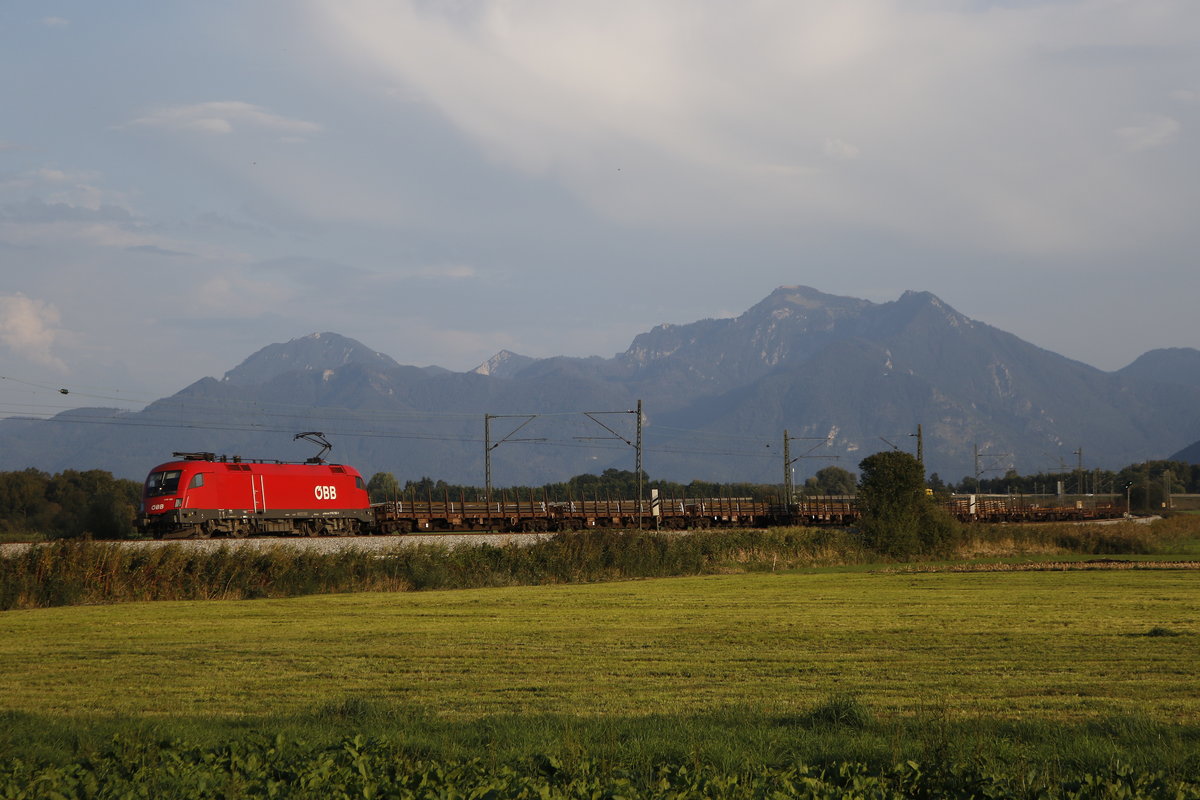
[802, 466, 857, 496]
[43, 470, 140, 539]
[857, 451, 959, 559]
[82, 492, 137, 539]
[367, 472, 401, 503]
[0, 468, 50, 533]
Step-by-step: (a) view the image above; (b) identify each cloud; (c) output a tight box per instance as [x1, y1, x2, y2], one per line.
[410, 264, 479, 280]
[0, 168, 131, 219]
[41, 17, 69, 27]
[126, 244, 188, 257]
[0, 181, 237, 259]
[311, 0, 1200, 256]
[823, 138, 861, 161]
[190, 272, 295, 320]
[0, 198, 131, 224]
[1116, 115, 1181, 151]
[0, 207, 220, 258]
[125, 101, 321, 138]
[0, 293, 66, 370]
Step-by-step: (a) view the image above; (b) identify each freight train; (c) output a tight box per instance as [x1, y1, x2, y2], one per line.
[136, 449, 1124, 539]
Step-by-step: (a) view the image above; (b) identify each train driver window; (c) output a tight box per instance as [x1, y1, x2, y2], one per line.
[188, 473, 206, 489]
[146, 470, 182, 497]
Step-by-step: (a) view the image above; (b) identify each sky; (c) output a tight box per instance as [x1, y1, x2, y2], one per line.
[1, 0, 1198, 416]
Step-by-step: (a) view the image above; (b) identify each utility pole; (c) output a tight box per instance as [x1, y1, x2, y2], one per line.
[483, 403, 643, 524]
[635, 399, 644, 525]
[483, 413, 540, 513]
[1144, 469, 1151, 515]
[909, 424, 924, 476]
[917, 423, 923, 471]
[974, 442, 1013, 491]
[1073, 447, 1084, 495]
[783, 431, 835, 506]
[580, 402, 644, 527]
[783, 429, 793, 508]
[974, 442, 980, 488]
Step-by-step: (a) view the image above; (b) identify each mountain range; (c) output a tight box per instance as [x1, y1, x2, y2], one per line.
[3, 286, 1200, 486]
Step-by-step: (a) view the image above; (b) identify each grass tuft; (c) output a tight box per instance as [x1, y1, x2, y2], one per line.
[781, 693, 875, 730]
[1142, 625, 1183, 637]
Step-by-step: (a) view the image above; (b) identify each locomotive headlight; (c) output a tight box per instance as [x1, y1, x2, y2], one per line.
[174, 499, 182, 508]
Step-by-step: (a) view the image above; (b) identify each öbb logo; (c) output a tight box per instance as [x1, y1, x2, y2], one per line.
[314, 485, 337, 501]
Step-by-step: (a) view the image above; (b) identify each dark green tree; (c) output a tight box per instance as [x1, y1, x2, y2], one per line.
[81, 492, 137, 539]
[43, 470, 140, 539]
[0, 468, 50, 534]
[366, 472, 401, 503]
[858, 451, 959, 558]
[802, 466, 857, 496]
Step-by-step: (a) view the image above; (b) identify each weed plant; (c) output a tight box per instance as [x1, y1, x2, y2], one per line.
[4, 517, 1197, 610]
[0, 528, 873, 610]
[960, 515, 1199, 558]
[2, 703, 1198, 797]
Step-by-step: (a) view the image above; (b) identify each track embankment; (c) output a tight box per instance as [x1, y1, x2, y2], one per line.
[0, 532, 558, 557]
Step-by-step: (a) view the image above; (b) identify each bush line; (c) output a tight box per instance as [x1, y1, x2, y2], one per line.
[1, 528, 868, 609]
[3, 518, 1196, 611]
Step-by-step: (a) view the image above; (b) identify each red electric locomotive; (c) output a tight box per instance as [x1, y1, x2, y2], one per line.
[137, 449, 372, 539]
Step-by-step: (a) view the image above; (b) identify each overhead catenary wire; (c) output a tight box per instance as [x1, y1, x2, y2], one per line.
[4, 373, 806, 446]
[4, 401, 791, 463]
[3, 373, 868, 474]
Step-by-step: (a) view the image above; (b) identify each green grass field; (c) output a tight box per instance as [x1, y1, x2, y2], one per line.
[2, 565, 1199, 794]
[2, 568, 1196, 722]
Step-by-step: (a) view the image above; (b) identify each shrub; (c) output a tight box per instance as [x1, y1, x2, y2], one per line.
[857, 451, 961, 559]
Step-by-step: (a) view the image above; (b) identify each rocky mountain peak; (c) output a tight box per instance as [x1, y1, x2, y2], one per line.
[621, 285, 878, 374]
[472, 350, 536, 378]
[220, 332, 400, 387]
[6, 286, 1200, 484]
[752, 285, 868, 313]
[739, 285, 874, 330]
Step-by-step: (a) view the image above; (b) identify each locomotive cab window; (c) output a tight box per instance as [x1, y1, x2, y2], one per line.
[188, 473, 206, 489]
[145, 470, 182, 497]
[356, 476, 366, 491]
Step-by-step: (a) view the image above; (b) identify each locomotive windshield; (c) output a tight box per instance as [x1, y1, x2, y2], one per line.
[145, 470, 182, 497]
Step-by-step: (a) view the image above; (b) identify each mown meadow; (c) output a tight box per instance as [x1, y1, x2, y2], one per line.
[0, 520, 1195, 796]
[1, 519, 1198, 796]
